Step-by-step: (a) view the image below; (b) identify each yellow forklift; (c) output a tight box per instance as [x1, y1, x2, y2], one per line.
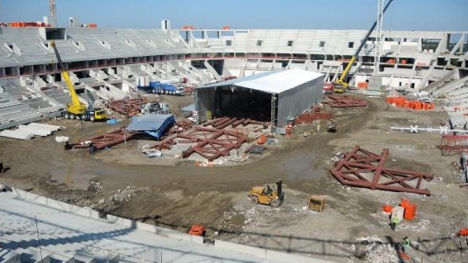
[248, 179, 284, 208]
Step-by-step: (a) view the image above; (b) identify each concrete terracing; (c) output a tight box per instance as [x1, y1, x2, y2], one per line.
[0, 189, 335, 263]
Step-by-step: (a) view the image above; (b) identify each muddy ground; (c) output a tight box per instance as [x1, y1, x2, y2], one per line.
[1, 93, 468, 263]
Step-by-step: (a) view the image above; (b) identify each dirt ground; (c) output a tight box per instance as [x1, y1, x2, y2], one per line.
[1, 93, 468, 263]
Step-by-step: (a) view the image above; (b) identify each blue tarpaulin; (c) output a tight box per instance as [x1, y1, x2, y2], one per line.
[126, 114, 175, 139]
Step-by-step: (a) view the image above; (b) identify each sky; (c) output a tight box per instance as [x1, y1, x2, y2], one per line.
[1, 0, 467, 31]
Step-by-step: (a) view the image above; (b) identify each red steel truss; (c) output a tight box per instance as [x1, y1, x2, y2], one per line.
[179, 126, 248, 161]
[330, 146, 434, 195]
[439, 134, 468, 156]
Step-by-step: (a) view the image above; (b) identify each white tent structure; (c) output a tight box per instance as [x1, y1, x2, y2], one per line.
[195, 68, 324, 127]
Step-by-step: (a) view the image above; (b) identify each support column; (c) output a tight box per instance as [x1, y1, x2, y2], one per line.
[270, 94, 277, 132]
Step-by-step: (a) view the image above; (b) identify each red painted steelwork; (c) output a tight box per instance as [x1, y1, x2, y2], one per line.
[231, 118, 247, 127]
[296, 105, 333, 124]
[324, 95, 368, 108]
[216, 118, 238, 129]
[179, 126, 248, 161]
[107, 98, 146, 117]
[72, 128, 136, 150]
[439, 135, 468, 156]
[330, 146, 434, 195]
[242, 119, 269, 128]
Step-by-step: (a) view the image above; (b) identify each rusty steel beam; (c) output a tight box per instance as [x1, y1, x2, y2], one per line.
[231, 118, 247, 128]
[216, 118, 238, 129]
[211, 117, 231, 127]
[214, 117, 235, 129]
[72, 128, 136, 151]
[439, 134, 468, 156]
[330, 145, 434, 195]
[324, 95, 368, 108]
[242, 119, 269, 128]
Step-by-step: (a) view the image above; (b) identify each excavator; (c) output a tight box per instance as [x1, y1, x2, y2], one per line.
[51, 41, 107, 121]
[249, 179, 284, 208]
[333, 0, 394, 93]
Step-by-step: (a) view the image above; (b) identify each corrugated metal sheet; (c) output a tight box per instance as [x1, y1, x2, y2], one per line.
[199, 71, 276, 89]
[277, 75, 324, 126]
[198, 69, 323, 94]
[181, 103, 195, 112]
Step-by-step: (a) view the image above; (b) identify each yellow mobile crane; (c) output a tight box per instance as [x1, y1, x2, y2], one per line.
[51, 41, 107, 121]
[333, 0, 394, 93]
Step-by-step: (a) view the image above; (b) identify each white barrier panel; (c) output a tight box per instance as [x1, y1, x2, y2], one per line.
[166, 232, 204, 244]
[74, 206, 100, 219]
[45, 197, 69, 211]
[106, 215, 120, 224]
[121, 218, 133, 227]
[134, 222, 171, 237]
[191, 235, 204, 244]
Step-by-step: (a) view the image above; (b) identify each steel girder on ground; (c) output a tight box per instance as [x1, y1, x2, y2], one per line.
[203, 117, 269, 129]
[439, 134, 468, 156]
[179, 126, 248, 161]
[324, 95, 368, 108]
[330, 146, 434, 195]
[73, 128, 136, 150]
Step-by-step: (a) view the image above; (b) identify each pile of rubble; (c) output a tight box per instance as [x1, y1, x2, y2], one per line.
[351, 236, 398, 263]
[109, 186, 150, 204]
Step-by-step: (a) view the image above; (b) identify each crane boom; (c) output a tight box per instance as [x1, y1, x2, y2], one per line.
[333, 0, 394, 93]
[50, 41, 87, 115]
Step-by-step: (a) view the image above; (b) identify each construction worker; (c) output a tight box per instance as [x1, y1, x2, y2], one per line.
[390, 215, 400, 231]
[89, 144, 97, 155]
[403, 236, 410, 252]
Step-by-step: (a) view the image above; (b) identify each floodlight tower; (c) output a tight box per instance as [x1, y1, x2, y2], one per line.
[49, 0, 57, 27]
[374, 0, 384, 76]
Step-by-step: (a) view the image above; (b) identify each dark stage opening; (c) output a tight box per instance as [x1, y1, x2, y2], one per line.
[213, 86, 272, 122]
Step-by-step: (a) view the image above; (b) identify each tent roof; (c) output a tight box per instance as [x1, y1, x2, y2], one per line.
[199, 69, 323, 93]
[126, 114, 174, 131]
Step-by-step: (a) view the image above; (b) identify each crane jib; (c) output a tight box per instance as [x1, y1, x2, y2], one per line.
[334, 0, 394, 90]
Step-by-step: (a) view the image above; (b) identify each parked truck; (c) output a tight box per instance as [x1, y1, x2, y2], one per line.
[137, 81, 181, 95]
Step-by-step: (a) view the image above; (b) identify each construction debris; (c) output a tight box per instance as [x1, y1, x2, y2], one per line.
[439, 134, 468, 155]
